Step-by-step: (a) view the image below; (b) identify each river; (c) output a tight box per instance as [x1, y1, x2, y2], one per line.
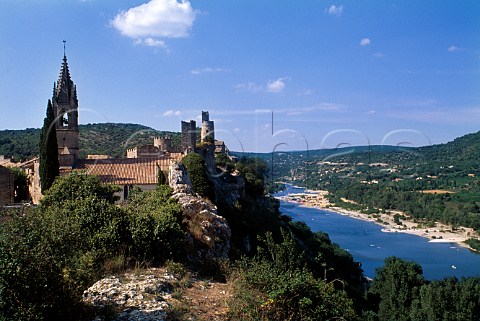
[276, 185, 480, 280]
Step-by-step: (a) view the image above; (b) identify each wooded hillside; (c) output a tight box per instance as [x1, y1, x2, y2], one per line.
[0, 123, 181, 161]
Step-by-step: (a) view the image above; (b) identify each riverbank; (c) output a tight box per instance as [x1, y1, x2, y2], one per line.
[329, 206, 478, 251]
[276, 189, 479, 252]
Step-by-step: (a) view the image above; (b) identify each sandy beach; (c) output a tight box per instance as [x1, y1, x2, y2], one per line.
[276, 190, 480, 252]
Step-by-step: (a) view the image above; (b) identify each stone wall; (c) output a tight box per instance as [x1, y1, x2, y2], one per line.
[28, 160, 42, 204]
[126, 145, 165, 158]
[0, 165, 14, 205]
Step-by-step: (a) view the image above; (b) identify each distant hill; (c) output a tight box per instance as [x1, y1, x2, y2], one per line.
[0, 123, 182, 162]
[416, 131, 480, 171]
[234, 130, 480, 176]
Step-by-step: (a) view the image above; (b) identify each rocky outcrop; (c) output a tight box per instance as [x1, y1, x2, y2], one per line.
[168, 162, 193, 195]
[211, 171, 245, 207]
[169, 162, 231, 261]
[83, 269, 175, 321]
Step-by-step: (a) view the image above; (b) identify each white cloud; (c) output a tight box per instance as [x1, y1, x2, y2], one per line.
[325, 5, 344, 16]
[136, 37, 166, 47]
[298, 89, 314, 96]
[236, 77, 289, 93]
[447, 45, 462, 52]
[373, 51, 385, 58]
[266, 77, 288, 93]
[360, 38, 371, 46]
[191, 67, 226, 75]
[111, 0, 196, 47]
[163, 110, 181, 116]
[235, 82, 262, 93]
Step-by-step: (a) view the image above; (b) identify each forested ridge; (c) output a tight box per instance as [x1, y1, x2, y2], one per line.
[238, 131, 480, 235]
[0, 123, 181, 161]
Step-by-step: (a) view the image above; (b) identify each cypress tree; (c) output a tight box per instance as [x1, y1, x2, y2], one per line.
[39, 99, 59, 193]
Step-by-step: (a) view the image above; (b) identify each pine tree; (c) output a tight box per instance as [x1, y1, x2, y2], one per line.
[39, 99, 59, 193]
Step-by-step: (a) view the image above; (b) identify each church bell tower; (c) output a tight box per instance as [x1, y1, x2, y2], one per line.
[53, 46, 79, 168]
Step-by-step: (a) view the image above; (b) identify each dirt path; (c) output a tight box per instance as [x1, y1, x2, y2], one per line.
[167, 275, 231, 321]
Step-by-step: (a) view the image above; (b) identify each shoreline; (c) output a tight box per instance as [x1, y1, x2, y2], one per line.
[276, 191, 479, 253]
[327, 206, 477, 252]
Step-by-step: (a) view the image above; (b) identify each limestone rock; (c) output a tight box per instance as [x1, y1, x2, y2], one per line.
[168, 162, 193, 195]
[168, 162, 231, 261]
[83, 269, 175, 321]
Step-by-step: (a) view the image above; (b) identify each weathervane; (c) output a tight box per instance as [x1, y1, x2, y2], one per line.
[63, 40, 66, 57]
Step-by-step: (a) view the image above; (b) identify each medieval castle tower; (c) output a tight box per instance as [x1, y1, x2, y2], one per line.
[154, 136, 172, 151]
[53, 53, 79, 168]
[181, 120, 197, 153]
[201, 111, 215, 143]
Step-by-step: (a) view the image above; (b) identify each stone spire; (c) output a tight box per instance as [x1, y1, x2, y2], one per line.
[54, 55, 74, 105]
[52, 51, 78, 131]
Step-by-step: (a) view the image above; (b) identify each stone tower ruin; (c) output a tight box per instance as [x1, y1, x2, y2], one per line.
[154, 136, 172, 152]
[53, 54, 79, 168]
[201, 111, 215, 143]
[181, 120, 197, 153]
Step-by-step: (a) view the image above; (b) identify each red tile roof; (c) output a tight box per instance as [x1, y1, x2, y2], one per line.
[76, 154, 182, 185]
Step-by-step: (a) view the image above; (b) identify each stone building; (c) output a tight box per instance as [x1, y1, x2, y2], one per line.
[0, 165, 14, 205]
[53, 54, 79, 169]
[76, 155, 183, 201]
[0, 156, 15, 168]
[126, 136, 178, 159]
[126, 145, 164, 159]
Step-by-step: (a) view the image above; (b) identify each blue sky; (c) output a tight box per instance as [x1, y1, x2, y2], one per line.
[1, 0, 479, 152]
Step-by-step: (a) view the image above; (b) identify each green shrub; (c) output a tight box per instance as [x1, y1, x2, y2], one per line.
[0, 173, 133, 320]
[236, 156, 268, 197]
[182, 152, 214, 199]
[40, 170, 119, 207]
[125, 185, 187, 264]
[228, 231, 357, 321]
[465, 238, 480, 251]
[215, 153, 235, 172]
[0, 210, 85, 320]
